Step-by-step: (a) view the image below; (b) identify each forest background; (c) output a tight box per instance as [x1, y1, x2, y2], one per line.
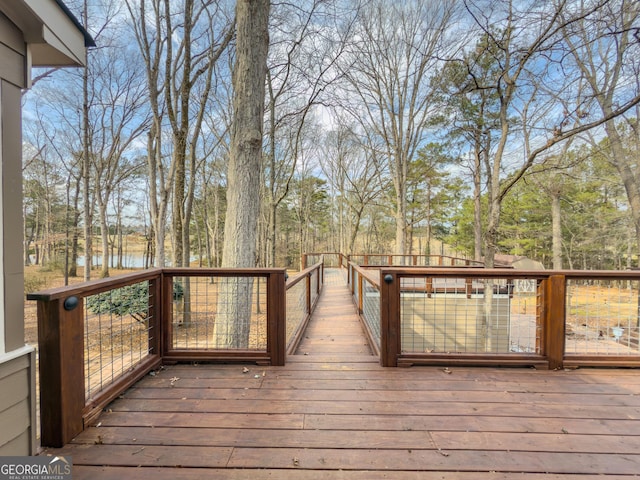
[21, 0, 640, 291]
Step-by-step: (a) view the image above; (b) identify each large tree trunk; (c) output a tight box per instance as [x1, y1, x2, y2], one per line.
[551, 190, 563, 269]
[215, 0, 270, 348]
[98, 202, 110, 278]
[604, 121, 640, 266]
[473, 140, 483, 262]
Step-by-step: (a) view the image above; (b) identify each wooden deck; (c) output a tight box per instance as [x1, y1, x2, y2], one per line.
[42, 269, 640, 478]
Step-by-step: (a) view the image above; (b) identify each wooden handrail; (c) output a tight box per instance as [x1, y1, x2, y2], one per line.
[286, 261, 323, 289]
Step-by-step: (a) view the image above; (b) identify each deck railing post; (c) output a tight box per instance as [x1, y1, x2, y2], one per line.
[306, 273, 312, 316]
[380, 270, 400, 367]
[267, 270, 287, 366]
[544, 275, 566, 370]
[357, 269, 364, 314]
[37, 296, 85, 447]
[162, 273, 175, 356]
[149, 275, 163, 357]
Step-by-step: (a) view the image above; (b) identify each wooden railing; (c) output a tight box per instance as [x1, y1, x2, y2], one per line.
[27, 263, 323, 447]
[348, 264, 640, 369]
[285, 261, 323, 354]
[303, 252, 497, 270]
[347, 254, 489, 267]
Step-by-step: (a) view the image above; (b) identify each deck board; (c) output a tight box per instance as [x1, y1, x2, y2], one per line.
[41, 268, 640, 478]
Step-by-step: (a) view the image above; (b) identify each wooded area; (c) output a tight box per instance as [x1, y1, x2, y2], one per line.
[21, 0, 640, 281]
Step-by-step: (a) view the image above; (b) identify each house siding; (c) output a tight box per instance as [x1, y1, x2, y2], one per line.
[0, 10, 35, 456]
[0, 349, 36, 455]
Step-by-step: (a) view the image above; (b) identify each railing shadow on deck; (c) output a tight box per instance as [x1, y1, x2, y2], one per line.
[27, 261, 324, 447]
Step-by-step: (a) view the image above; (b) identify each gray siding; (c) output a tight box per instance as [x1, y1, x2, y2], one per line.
[0, 12, 26, 89]
[0, 350, 36, 455]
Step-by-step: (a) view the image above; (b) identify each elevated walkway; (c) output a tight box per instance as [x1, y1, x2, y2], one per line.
[294, 268, 372, 357]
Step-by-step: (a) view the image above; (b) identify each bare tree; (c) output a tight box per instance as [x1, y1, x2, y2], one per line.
[561, 0, 640, 263]
[214, 0, 270, 348]
[340, 0, 458, 257]
[262, 0, 356, 266]
[463, 0, 640, 267]
[125, 0, 234, 267]
[320, 123, 386, 255]
[87, 36, 149, 277]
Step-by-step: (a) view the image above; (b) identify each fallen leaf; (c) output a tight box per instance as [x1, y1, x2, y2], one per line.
[443, 368, 452, 374]
[242, 367, 250, 373]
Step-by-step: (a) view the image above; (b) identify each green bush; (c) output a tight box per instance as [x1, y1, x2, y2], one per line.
[86, 281, 184, 323]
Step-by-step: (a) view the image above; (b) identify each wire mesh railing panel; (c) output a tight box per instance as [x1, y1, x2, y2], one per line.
[171, 275, 267, 350]
[399, 276, 541, 355]
[286, 280, 307, 347]
[362, 279, 381, 350]
[565, 279, 640, 356]
[351, 267, 360, 306]
[311, 270, 319, 305]
[84, 280, 154, 400]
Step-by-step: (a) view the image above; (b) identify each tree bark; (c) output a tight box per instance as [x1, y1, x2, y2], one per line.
[215, 0, 270, 348]
[551, 190, 563, 269]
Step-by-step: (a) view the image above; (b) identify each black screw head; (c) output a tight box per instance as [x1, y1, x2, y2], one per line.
[384, 274, 394, 284]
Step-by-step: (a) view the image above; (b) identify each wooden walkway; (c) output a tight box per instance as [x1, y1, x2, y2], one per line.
[42, 269, 640, 478]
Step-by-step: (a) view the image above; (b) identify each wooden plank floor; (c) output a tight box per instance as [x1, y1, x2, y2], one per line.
[42, 269, 640, 478]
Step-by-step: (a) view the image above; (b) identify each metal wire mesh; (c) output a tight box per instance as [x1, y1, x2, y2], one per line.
[399, 276, 541, 355]
[565, 279, 640, 355]
[84, 280, 154, 400]
[286, 280, 307, 347]
[171, 275, 267, 350]
[310, 269, 319, 305]
[362, 279, 381, 349]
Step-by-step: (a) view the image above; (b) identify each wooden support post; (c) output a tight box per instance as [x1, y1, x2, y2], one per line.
[267, 270, 287, 366]
[358, 271, 364, 314]
[380, 270, 400, 367]
[148, 276, 163, 357]
[465, 277, 473, 299]
[544, 275, 566, 370]
[162, 274, 175, 356]
[37, 297, 85, 447]
[306, 274, 312, 315]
